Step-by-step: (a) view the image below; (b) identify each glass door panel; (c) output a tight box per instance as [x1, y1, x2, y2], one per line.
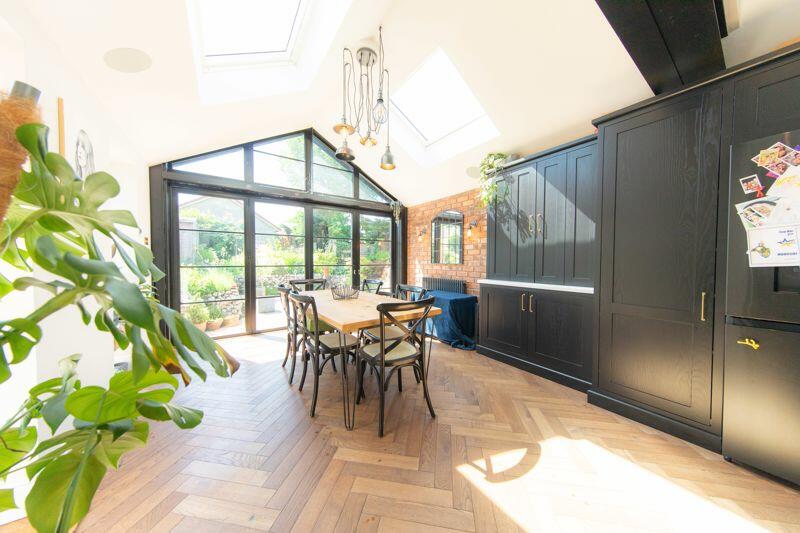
[359, 214, 392, 289]
[312, 208, 353, 285]
[177, 193, 246, 338]
[254, 201, 306, 331]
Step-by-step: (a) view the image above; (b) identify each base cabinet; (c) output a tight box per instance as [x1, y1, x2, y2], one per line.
[478, 284, 593, 390]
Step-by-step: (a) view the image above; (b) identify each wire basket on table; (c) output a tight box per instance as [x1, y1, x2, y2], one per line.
[330, 282, 359, 300]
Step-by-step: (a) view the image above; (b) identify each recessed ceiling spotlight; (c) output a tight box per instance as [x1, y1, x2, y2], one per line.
[103, 48, 152, 73]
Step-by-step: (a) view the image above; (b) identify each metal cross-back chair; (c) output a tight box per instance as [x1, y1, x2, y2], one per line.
[355, 296, 436, 437]
[394, 284, 427, 301]
[288, 292, 359, 417]
[289, 278, 328, 292]
[361, 278, 383, 294]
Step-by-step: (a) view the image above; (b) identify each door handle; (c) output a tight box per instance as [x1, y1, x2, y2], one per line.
[736, 338, 760, 350]
[521, 293, 525, 312]
[536, 213, 544, 236]
[527, 214, 534, 233]
[700, 291, 707, 322]
[529, 293, 534, 313]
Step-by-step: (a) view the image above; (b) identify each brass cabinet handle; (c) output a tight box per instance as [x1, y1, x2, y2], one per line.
[529, 294, 534, 313]
[527, 214, 534, 233]
[536, 213, 544, 236]
[521, 293, 525, 312]
[736, 338, 760, 350]
[700, 291, 707, 322]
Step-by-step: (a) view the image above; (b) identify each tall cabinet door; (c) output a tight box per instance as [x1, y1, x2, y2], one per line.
[535, 154, 567, 284]
[486, 172, 515, 279]
[513, 164, 537, 280]
[564, 144, 597, 287]
[598, 89, 722, 424]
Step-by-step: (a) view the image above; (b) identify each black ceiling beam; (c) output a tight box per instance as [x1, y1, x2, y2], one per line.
[596, 0, 726, 94]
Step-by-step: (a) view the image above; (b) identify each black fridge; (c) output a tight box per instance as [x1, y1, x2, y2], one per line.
[724, 130, 800, 486]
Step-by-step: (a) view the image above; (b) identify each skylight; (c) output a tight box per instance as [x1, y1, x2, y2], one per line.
[391, 48, 488, 146]
[193, 0, 305, 65]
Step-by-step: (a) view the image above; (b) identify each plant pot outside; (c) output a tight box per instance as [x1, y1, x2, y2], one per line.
[206, 318, 224, 331]
[222, 315, 240, 328]
[192, 321, 207, 332]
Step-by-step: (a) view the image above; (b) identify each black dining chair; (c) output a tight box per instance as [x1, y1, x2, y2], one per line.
[289, 278, 328, 292]
[394, 284, 427, 301]
[288, 292, 358, 417]
[361, 278, 383, 294]
[355, 296, 436, 437]
[277, 285, 301, 382]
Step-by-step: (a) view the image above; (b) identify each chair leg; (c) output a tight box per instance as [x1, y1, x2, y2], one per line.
[282, 332, 291, 367]
[331, 356, 337, 374]
[289, 346, 298, 384]
[397, 368, 403, 392]
[420, 362, 436, 418]
[359, 360, 367, 401]
[377, 368, 385, 437]
[412, 365, 421, 383]
[299, 350, 309, 391]
[356, 359, 364, 405]
[310, 351, 321, 417]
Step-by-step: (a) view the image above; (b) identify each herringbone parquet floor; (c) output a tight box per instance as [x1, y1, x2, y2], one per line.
[7, 333, 800, 532]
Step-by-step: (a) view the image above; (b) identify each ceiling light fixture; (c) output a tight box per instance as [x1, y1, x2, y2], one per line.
[333, 26, 395, 170]
[103, 48, 153, 73]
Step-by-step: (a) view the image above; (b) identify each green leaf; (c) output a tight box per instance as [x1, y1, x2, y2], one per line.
[42, 392, 69, 434]
[25, 452, 106, 533]
[105, 278, 154, 329]
[0, 488, 16, 512]
[93, 423, 148, 469]
[80, 172, 119, 209]
[0, 427, 37, 477]
[0, 273, 12, 298]
[0, 318, 42, 364]
[136, 401, 203, 429]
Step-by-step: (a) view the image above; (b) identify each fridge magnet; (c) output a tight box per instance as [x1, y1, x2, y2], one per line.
[746, 225, 800, 267]
[739, 174, 764, 195]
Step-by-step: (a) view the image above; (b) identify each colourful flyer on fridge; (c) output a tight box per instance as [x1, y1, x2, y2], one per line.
[746, 225, 800, 267]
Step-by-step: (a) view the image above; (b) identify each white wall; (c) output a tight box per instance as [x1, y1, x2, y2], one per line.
[0, 2, 150, 523]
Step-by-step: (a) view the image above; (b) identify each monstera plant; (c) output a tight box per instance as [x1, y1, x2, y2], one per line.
[477, 152, 508, 207]
[0, 92, 237, 531]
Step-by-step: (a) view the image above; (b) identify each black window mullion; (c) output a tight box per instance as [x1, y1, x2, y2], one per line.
[305, 205, 314, 280]
[352, 211, 360, 288]
[244, 198, 256, 334]
[244, 142, 254, 184]
[304, 130, 313, 193]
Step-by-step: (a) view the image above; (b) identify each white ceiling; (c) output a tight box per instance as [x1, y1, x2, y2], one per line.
[14, 0, 800, 206]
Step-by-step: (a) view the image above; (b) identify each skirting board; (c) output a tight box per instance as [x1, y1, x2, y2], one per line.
[476, 345, 591, 392]
[587, 389, 722, 452]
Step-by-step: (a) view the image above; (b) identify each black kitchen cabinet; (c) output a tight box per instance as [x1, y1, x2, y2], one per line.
[478, 283, 593, 390]
[477, 284, 527, 358]
[722, 321, 800, 486]
[593, 88, 722, 430]
[486, 137, 597, 285]
[535, 153, 568, 284]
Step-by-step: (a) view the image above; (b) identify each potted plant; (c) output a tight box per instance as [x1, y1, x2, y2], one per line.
[185, 305, 209, 331]
[0, 84, 238, 532]
[477, 152, 508, 207]
[206, 304, 224, 330]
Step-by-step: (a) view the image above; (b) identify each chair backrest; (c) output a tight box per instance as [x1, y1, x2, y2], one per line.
[277, 284, 296, 331]
[361, 278, 383, 293]
[374, 296, 435, 365]
[288, 292, 321, 350]
[289, 278, 327, 292]
[394, 284, 427, 301]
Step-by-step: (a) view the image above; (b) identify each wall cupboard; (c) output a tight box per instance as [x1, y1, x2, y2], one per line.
[479, 137, 598, 389]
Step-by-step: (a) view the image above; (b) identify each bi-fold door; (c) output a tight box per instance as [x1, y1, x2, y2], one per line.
[171, 188, 393, 338]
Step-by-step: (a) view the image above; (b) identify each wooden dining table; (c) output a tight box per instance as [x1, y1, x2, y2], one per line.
[299, 289, 441, 430]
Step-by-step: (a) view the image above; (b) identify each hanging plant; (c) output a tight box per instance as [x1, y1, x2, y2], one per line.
[0, 87, 238, 532]
[477, 152, 508, 207]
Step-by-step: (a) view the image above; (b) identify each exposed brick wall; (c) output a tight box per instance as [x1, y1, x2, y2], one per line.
[406, 188, 486, 296]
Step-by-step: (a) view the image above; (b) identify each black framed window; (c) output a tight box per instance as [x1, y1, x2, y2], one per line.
[431, 210, 463, 264]
[171, 147, 245, 181]
[311, 139, 354, 198]
[253, 134, 306, 189]
[154, 128, 402, 338]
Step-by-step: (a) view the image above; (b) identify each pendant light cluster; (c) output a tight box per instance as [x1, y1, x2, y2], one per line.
[333, 26, 395, 170]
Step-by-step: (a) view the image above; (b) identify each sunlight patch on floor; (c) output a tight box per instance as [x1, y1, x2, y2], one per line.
[457, 436, 766, 532]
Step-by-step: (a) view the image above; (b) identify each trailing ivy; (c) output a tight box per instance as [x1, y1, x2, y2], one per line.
[0, 123, 237, 532]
